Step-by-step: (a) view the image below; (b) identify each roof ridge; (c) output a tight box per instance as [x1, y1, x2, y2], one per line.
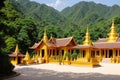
[55, 37, 73, 40]
[65, 37, 73, 46]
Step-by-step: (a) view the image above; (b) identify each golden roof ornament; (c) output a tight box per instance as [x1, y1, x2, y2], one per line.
[23, 51, 31, 60]
[107, 19, 118, 42]
[14, 44, 20, 54]
[43, 28, 48, 42]
[83, 27, 92, 46]
[50, 33, 53, 39]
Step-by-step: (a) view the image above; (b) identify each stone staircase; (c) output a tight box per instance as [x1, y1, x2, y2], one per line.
[101, 58, 111, 63]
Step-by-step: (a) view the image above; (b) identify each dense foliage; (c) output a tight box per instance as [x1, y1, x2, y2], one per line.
[0, 0, 120, 55]
[0, 0, 14, 75]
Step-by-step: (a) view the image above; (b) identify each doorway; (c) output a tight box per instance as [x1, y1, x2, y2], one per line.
[109, 50, 113, 58]
[42, 49, 44, 57]
[18, 57, 21, 64]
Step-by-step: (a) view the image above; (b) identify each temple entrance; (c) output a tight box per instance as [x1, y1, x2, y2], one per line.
[91, 51, 95, 58]
[42, 49, 44, 57]
[83, 50, 86, 58]
[109, 50, 113, 58]
[62, 50, 64, 56]
[18, 57, 21, 64]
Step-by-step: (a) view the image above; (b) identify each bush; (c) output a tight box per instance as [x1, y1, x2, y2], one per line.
[0, 53, 14, 74]
[72, 51, 77, 61]
[65, 52, 71, 60]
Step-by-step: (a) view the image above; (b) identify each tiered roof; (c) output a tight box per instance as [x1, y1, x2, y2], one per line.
[30, 36, 76, 49]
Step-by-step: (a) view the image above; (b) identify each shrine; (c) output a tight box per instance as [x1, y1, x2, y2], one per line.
[9, 44, 25, 65]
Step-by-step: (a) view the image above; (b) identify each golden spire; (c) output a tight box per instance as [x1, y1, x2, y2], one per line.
[107, 19, 118, 42]
[83, 27, 92, 46]
[43, 28, 48, 42]
[23, 51, 30, 60]
[50, 33, 53, 39]
[14, 44, 20, 54]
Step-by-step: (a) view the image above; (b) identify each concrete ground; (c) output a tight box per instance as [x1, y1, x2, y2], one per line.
[5, 63, 120, 80]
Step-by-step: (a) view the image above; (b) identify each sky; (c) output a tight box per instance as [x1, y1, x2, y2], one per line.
[31, 0, 120, 11]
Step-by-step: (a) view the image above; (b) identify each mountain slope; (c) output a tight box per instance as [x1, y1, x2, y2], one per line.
[16, 0, 66, 27]
[61, 1, 120, 26]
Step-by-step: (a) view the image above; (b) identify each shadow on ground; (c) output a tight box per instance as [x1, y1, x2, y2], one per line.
[4, 67, 120, 80]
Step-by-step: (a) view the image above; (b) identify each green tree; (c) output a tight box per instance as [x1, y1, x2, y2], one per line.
[2, 37, 16, 54]
[0, 0, 14, 75]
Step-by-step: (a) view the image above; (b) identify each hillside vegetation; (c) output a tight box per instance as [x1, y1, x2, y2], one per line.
[0, 0, 120, 54]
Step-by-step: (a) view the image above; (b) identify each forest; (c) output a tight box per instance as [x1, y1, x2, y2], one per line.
[0, 0, 120, 55]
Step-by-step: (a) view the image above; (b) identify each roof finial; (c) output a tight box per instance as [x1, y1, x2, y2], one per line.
[44, 28, 47, 36]
[107, 19, 118, 42]
[86, 26, 89, 34]
[43, 28, 48, 42]
[14, 44, 20, 54]
[112, 18, 114, 28]
[83, 26, 92, 46]
[50, 33, 53, 39]
[23, 51, 31, 61]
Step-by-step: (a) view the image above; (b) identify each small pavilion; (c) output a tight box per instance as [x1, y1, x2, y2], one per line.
[9, 44, 25, 65]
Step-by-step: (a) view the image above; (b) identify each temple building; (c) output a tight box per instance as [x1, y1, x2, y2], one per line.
[30, 29, 77, 64]
[30, 20, 120, 67]
[93, 20, 120, 63]
[72, 27, 99, 66]
[9, 44, 25, 65]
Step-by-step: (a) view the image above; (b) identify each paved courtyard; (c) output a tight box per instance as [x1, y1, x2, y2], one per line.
[5, 63, 120, 80]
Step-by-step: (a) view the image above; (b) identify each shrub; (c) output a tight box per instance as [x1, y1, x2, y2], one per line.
[0, 53, 14, 74]
[65, 52, 71, 60]
[72, 51, 77, 61]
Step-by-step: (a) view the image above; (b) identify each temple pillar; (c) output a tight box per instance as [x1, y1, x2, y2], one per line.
[118, 49, 120, 56]
[55, 49, 57, 57]
[104, 49, 106, 58]
[89, 49, 91, 58]
[94, 50, 96, 57]
[40, 50, 42, 59]
[99, 50, 102, 57]
[45, 48, 48, 63]
[107, 49, 109, 58]
[86, 49, 90, 59]
[64, 48, 67, 60]
[113, 49, 115, 58]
